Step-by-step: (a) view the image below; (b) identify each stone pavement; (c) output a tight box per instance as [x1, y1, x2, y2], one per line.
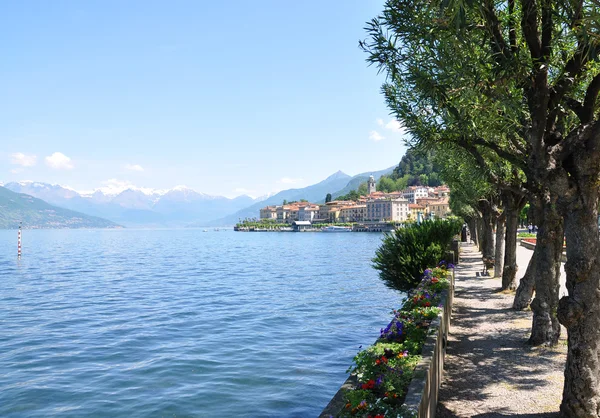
[436, 243, 567, 417]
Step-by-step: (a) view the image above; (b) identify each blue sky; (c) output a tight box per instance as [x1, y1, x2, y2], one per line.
[0, 1, 408, 198]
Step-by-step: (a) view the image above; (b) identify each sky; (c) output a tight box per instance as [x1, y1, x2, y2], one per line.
[0, 1, 408, 198]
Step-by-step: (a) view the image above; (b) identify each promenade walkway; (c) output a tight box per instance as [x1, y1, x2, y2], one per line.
[436, 243, 567, 417]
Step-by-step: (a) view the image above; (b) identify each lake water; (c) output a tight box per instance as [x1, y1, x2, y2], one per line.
[0, 229, 402, 417]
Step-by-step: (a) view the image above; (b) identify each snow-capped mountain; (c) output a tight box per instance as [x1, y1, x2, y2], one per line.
[3, 181, 256, 227]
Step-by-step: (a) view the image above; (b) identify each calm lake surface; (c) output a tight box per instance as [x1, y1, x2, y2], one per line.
[0, 229, 402, 417]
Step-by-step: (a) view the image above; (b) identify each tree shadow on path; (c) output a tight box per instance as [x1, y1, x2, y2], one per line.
[436, 246, 566, 417]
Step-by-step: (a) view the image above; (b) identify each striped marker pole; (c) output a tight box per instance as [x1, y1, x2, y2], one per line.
[18, 222, 22, 258]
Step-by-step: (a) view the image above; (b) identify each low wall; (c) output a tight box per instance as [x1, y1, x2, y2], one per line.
[403, 271, 454, 417]
[319, 270, 455, 418]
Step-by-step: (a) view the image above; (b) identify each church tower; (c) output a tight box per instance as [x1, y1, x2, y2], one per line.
[368, 175, 376, 195]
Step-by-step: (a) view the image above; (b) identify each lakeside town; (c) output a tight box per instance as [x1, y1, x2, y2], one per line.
[236, 176, 451, 232]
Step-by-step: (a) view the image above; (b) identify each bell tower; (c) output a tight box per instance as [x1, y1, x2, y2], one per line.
[368, 175, 376, 195]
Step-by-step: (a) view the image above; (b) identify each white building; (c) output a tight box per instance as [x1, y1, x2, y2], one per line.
[298, 205, 319, 222]
[402, 186, 430, 204]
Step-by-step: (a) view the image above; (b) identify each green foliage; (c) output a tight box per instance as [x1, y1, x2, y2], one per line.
[357, 182, 368, 196]
[372, 219, 461, 291]
[519, 203, 530, 225]
[325, 193, 332, 203]
[338, 189, 362, 201]
[339, 265, 451, 417]
[376, 148, 445, 193]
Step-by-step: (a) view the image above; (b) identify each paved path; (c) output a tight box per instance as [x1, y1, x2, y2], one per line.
[436, 243, 567, 417]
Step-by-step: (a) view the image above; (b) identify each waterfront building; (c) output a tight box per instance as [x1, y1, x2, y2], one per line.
[292, 220, 312, 231]
[298, 204, 319, 222]
[276, 205, 291, 222]
[260, 206, 277, 220]
[257, 185, 450, 225]
[366, 197, 410, 222]
[339, 203, 367, 223]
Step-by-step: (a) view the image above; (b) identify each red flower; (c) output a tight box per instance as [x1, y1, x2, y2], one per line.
[361, 379, 376, 390]
[381, 356, 388, 363]
[375, 359, 381, 365]
[425, 301, 431, 307]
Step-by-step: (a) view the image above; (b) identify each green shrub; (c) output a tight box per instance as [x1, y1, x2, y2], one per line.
[372, 219, 461, 291]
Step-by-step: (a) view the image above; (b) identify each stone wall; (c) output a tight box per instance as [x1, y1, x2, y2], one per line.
[319, 270, 454, 418]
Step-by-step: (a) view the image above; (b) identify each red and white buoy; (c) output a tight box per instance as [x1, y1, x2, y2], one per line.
[18, 222, 22, 258]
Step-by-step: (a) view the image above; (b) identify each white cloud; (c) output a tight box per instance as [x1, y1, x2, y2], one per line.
[385, 120, 404, 132]
[10, 168, 23, 174]
[369, 130, 385, 141]
[376, 118, 384, 126]
[10, 152, 37, 167]
[277, 177, 303, 185]
[125, 164, 144, 172]
[45, 152, 74, 169]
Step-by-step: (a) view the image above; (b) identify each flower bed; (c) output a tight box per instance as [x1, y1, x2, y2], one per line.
[320, 262, 454, 418]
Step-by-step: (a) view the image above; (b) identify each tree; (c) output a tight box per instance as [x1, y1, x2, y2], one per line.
[325, 193, 332, 203]
[363, 1, 600, 414]
[377, 176, 396, 192]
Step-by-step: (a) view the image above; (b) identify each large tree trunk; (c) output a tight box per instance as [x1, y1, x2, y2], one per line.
[468, 217, 478, 246]
[502, 192, 526, 290]
[557, 126, 600, 416]
[494, 212, 506, 278]
[528, 192, 563, 346]
[559, 204, 600, 416]
[513, 197, 541, 307]
[479, 200, 496, 260]
[513, 245, 538, 309]
[476, 215, 484, 250]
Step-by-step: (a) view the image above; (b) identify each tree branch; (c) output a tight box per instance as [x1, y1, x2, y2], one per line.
[481, 0, 512, 61]
[508, 0, 517, 54]
[469, 136, 526, 169]
[557, 120, 600, 163]
[520, 0, 541, 60]
[540, 0, 553, 61]
[564, 96, 585, 120]
[582, 73, 600, 123]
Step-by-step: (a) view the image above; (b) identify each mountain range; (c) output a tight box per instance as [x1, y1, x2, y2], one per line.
[2, 166, 396, 228]
[0, 186, 119, 229]
[4, 182, 256, 227]
[203, 166, 396, 226]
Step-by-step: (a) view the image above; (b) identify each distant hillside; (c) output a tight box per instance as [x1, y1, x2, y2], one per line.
[328, 166, 396, 201]
[384, 148, 443, 188]
[203, 170, 353, 226]
[0, 186, 120, 229]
